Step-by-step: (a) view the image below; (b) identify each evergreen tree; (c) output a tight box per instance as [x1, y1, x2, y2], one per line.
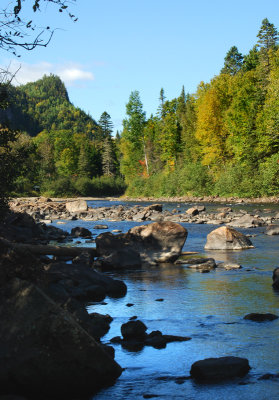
[102, 137, 116, 176]
[257, 19, 279, 72]
[221, 46, 243, 75]
[257, 18, 278, 50]
[121, 91, 147, 180]
[78, 143, 91, 177]
[98, 111, 114, 139]
[242, 46, 260, 71]
[158, 88, 166, 117]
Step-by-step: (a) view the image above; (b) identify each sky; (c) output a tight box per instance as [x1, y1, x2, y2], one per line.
[1, 0, 279, 133]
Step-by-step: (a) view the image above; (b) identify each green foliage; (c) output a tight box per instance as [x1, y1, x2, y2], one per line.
[41, 176, 76, 197]
[119, 19, 279, 199]
[221, 46, 243, 75]
[125, 161, 212, 197]
[72, 176, 126, 197]
[5, 75, 98, 137]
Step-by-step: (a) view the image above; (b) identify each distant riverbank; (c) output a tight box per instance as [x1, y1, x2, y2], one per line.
[11, 195, 279, 204]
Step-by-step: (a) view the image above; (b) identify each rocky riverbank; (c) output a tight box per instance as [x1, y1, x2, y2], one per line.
[9, 197, 279, 228]
[0, 211, 126, 399]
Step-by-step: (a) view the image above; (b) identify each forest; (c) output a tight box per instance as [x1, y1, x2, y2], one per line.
[1, 74, 125, 197]
[2, 18, 279, 199]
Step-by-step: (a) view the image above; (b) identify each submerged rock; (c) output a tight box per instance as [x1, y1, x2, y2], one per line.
[190, 356, 251, 381]
[204, 226, 254, 250]
[244, 313, 278, 322]
[0, 279, 122, 399]
[217, 262, 242, 270]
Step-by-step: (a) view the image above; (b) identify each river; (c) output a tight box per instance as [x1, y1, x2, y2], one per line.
[53, 200, 279, 399]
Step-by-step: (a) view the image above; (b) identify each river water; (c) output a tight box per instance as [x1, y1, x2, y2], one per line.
[53, 200, 279, 399]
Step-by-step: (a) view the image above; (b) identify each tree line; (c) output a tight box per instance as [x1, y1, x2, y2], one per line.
[119, 18, 279, 198]
[1, 17, 279, 203]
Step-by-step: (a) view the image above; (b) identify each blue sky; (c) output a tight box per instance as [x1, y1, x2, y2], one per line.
[2, 0, 279, 133]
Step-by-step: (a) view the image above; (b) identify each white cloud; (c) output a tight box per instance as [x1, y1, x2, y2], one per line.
[9, 61, 94, 86]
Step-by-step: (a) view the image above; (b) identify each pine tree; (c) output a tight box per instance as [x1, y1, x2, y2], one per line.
[221, 46, 243, 75]
[98, 111, 114, 139]
[158, 88, 166, 117]
[257, 18, 278, 50]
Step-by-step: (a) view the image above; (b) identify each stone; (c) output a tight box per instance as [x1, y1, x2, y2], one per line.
[66, 199, 88, 213]
[229, 214, 265, 228]
[272, 268, 279, 289]
[185, 207, 200, 216]
[265, 225, 279, 235]
[244, 313, 278, 322]
[71, 226, 92, 238]
[144, 204, 163, 212]
[188, 259, 216, 271]
[0, 279, 122, 398]
[121, 320, 147, 340]
[217, 262, 242, 270]
[96, 248, 142, 270]
[190, 356, 251, 381]
[94, 225, 109, 229]
[204, 226, 254, 250]
[96, 221, 187, 265]
[44, 261, 127, 300]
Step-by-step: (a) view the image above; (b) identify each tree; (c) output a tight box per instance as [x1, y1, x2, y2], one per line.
[98, 111, 113, 139]
[158, 88, 166, 117]
[221, 46, 243, 75]
[257, 19, 279, 72]
[242, 46, 259, 71]
[120, 91, 147, 180]
[1, 0, 77, 55]
[102, 137, 116, 176]
[257, 18, 278, 51]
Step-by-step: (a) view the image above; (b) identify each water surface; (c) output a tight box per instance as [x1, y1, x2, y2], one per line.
[53, 201, 279, 399]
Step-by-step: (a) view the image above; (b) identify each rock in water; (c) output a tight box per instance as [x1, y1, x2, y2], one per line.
[0, 279, 122, 398]
[190, 356, 251, 381]
[71, 226, 92, 237]
[265, 225, 279, 235]
[66, 199, 88, 213]
[96, 221, 188, 266]
[244, 313, 278, 322]
[228, 214, 265, 228]
[204, 226, 253, 250]
[272, 267, 279, 289]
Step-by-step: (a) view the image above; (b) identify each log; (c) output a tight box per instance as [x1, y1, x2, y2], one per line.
[0, 238, 98, 258]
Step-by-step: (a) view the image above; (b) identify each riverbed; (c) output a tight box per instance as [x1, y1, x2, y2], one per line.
[53, 200, 279, 399]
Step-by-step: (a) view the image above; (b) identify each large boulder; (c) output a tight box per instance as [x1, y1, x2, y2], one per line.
[44, 261, 127, 300]
[204, 226, 254, 250]
[229, 214, 265, 228]
[66, 199, 88, 213]
[0, 279, 122, 399]
[96, 221, 187, 266]
[190, 356, 251, 381]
